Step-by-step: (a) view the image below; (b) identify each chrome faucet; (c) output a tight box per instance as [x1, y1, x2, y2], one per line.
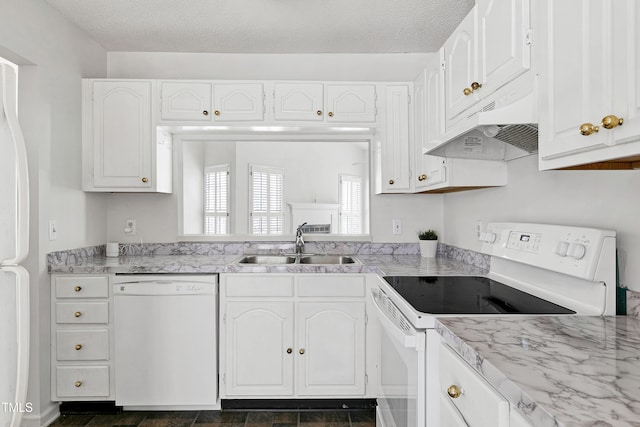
[295, 223, 307, 255]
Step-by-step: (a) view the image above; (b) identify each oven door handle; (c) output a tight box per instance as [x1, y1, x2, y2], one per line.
[371, 290, 421, 350]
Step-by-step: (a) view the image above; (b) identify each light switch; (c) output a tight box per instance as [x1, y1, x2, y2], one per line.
[49, 220, 58, 241]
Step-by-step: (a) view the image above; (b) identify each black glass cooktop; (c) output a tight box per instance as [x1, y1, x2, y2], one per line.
[383, 276, 575, 315]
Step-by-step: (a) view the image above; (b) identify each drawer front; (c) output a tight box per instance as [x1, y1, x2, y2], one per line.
[225, 275, 294, 297]
[56, 276, 109, 298]
[439, 344, 509, 427]
[56, 302, 109, 324]
[297, 275, 366, 297]
[56, 330, 109, 361]
[56, 366, 110, 397]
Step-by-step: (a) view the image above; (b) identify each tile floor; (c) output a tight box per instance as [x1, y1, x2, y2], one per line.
[49, 409, 376, 427]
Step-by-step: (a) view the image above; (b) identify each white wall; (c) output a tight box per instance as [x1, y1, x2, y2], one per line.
[0, 1, 107, 424]
[443, 154, 640, 291]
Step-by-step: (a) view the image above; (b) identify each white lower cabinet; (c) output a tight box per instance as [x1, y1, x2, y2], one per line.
[439, 340, 534, 427]
[51, 275, 114, 401]
[220, 273, 371, 399]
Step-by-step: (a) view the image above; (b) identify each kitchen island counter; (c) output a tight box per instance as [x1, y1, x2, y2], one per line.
[436, 316, 640, 427]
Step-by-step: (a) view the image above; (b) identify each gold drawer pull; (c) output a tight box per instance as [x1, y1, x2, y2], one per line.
[316, 110, 322, 116]
[601, 114, 624, 129]
[74, 286, 82, 292]
[202, 110, 209, 116]
[141, 177, 149, 183]
[389, 179, 394, 185]
[418, 174, 427, 181]
[447, 384, 462, 399]
[214, 110, 221, 116]
[579, 123, 599, 136]
[286, 348, 292, 354]
[75, 344, 83, 351]
[75, 381, 83, 388]
[299, 348, 305, 355]
[74, 311, 82, 318]
[328, 112, 334, 117]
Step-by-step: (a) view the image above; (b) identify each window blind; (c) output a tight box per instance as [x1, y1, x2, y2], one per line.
[250, 165, 284, 234]
[339, 174, 362, 234]
[204, 164, 230, 234]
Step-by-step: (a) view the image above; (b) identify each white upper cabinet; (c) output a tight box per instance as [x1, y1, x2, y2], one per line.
[273, 83, 324, 121]
[538, 0, 640, 169]
[444, 9, 479, 123]
[380, 85, 412, 193]
[444, 0, 531, 127]
[325, 85, 377, 123]
[160, 82, 212, 121]
[160, 82, 264, 122]
[273, 83, 377, 123]
[212, 83, 265, 121]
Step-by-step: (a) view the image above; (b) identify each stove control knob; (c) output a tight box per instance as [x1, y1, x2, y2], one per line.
[568, 243, 586, 260]
[554, 241, 569, 257]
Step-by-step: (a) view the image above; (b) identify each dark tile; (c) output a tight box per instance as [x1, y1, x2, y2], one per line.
[87, 412, 146, 426]
[272, 424, 297, 427]
[325, 423, 349, 427]
[50, 415, 95, 426]
[323, 412, 349, 423]
[299, 412, 325, 424]
[271, 412, 298, 423]
[349, 410, 375, 423]
[351, 422, 376, 427]
[245, 412, 273, 424]
[142, 411, 198, 420]
[194, 424, 244, 427]
[195, 411, 247, 424]
[137, 419, 194, 427]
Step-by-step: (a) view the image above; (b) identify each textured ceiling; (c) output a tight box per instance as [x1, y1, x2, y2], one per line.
[44, 0, 474, 53]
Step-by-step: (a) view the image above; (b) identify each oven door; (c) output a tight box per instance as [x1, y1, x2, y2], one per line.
[372, 288, 426, 427]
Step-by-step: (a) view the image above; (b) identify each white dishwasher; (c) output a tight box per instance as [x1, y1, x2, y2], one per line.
[113, 275, 217, 409]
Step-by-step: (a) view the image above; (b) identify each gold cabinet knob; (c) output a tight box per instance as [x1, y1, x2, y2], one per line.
[75, 344, 83, 351]
[463, 87, 472, 96]
[601, 115, 624, 129]
[389, 179, 394, 185]
[316, 110, 322, 116]
[470, 82, 482, 91]
[418, 174, 427, 181]
[286, 348, 292, 354]
[328, 112, 334, 117]
[74, 311, 82, 318]
[579, 123, 600, 136]
[75, 381, 82, 388]
[299, 348, 305, 355]
[447, 384, 462, 399]
[74, 286, 82, 292]
[214, 110, 221, 116]
[202, 110, 209, 116]
[141, 177, 149, 183]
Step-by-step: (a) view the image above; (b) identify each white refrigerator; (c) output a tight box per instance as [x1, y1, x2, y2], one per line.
[0, 63, 31, 427]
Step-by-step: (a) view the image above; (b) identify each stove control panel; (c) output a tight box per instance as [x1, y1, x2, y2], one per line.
[480, 222, 616, 281]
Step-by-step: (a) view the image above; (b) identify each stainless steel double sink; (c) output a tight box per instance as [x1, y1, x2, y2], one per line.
[237, 254, 358, 265]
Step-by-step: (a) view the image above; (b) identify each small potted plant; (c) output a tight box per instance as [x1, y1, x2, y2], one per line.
[418, 229, 438, 258]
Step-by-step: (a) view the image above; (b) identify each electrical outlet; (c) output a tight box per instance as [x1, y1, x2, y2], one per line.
[476, 220, 484, 238]
[49, 220, 58, 241]
[392, 219, 402, 235]
[124, 219, 137, 235]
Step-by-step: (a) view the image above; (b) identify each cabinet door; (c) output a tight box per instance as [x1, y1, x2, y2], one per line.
[213, 83, 264, 121]
[538, 1, 614, 161]
[160, 82, 213, 121]
[325, 85, 376, 123]
[273, 83, 324, 121]
[382, 85, 412, 193]
[224, 302, 294, 396]
[476, 0, 530, 98]
[296, 302, 366, 396]
[92, 81, 152, 188]
[444, 8, 479, 123]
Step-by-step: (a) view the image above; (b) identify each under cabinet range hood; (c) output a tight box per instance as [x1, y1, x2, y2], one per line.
[425, 81, 539, 162]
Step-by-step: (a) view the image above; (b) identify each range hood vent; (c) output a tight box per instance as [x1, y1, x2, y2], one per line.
[425, 73, 538, 161]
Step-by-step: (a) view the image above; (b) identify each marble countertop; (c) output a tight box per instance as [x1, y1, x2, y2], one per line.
[436, 316, 640, 427]
[47, 253, 489, 276]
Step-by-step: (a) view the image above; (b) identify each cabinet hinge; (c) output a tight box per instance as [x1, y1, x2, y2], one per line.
[365, 374, 368, 385]
[222, 312, 226, 323]
[440, 61, 446, 71]
[222, 373, 226, 384]
[365, 312, 368, 325]
[525, 29, 533, 46]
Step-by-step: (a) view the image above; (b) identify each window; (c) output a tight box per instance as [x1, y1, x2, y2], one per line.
[339, 174, 362, 234]
[204, 164, 230, 234]
[250, 164, 284, 234]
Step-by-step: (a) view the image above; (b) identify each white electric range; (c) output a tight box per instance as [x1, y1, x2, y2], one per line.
[371, 222, 617, 427]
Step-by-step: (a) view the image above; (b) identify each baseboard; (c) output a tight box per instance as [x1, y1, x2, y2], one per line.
[21, 403, 60, 427]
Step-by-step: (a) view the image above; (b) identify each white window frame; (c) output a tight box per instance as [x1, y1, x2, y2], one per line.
[339, 174, 363, 235]
[249, 164, 285, 235]
[204, 164, 230, 235]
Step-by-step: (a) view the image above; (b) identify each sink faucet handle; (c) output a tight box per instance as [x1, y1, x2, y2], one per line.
[296, 222, 307, 236]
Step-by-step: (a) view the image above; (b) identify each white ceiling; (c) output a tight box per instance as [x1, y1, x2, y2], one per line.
[44, 0, 474, 54]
